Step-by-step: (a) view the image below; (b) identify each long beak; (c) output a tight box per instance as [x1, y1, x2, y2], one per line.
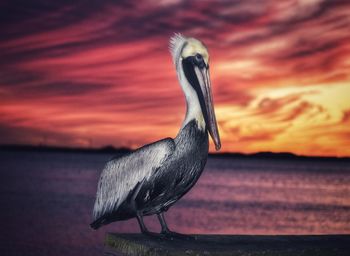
[194, 66, 221, 151]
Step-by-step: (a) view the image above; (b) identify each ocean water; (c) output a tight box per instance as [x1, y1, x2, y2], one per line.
[0, 151, 349, 256]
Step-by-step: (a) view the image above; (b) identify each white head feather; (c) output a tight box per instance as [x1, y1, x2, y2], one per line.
[169, 33, 187, 67]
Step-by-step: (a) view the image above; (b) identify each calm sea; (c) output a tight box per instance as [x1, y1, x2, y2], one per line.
[0, 151, 349, 256]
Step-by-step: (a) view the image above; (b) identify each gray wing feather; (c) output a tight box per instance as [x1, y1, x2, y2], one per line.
[92, 138, 175, 221]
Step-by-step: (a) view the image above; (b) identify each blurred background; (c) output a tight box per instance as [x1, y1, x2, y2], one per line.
[0, 0, 349, 256]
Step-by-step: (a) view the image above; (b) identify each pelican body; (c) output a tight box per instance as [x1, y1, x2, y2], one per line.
[91, 34, 221, 235]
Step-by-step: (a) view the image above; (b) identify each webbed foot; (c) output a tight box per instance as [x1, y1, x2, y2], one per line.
[156, 212, 194, 240]
[141, 230, 161, 238]
[160, 230, 194, 240]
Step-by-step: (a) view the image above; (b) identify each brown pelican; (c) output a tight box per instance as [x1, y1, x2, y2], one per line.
[90, 33, 221, 236]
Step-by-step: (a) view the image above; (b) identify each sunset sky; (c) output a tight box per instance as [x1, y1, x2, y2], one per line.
[0, 0, 349, 156]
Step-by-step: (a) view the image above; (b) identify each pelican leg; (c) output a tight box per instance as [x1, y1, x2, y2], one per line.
[137, 213, 160, 237]
[136, 213, 149, 234]
[157, 212, 193, 240]
[157, 212, 170, 234]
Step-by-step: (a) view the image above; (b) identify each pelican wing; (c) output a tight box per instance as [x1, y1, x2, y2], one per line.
[92, 138, 175, 221]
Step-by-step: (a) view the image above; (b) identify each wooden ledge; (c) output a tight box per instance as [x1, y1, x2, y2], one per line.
[104, 233, 350, 256]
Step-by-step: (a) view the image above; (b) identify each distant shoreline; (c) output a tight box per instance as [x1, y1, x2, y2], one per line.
[1, 144, 349, 161]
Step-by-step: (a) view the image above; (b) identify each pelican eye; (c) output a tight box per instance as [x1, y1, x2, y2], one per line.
[193, 53, 205, 68]
[195, 54, 203, 61]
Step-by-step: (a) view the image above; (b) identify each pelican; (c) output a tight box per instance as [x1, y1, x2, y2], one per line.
[90, 33, 221, 236]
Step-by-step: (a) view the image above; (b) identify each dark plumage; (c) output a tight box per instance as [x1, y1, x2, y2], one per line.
[91, 120, 208, 230]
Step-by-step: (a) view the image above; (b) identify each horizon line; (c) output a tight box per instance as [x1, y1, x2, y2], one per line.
[1, 143, 349, 160]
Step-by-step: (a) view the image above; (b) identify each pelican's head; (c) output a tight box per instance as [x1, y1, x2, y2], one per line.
[169, 33, 221, 151]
